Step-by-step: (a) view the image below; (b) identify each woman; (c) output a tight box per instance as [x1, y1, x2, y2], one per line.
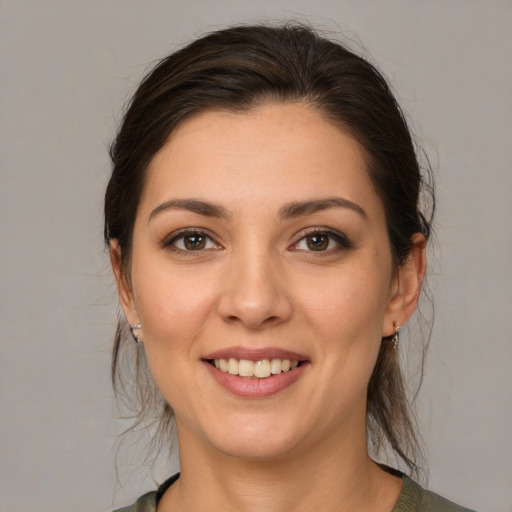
[106, 23, 475, 512]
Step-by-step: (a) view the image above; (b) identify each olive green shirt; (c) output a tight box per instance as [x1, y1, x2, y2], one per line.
[112, 473, 476, 512]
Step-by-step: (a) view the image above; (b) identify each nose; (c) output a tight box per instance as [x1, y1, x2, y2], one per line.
[216, 248, 293, 330]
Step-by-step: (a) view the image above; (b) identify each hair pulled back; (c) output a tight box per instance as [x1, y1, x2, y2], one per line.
[105, 22, 434, 475]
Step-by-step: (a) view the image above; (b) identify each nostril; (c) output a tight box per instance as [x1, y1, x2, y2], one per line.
[216, 280, 293, 329]
[224, 314, 282, 328]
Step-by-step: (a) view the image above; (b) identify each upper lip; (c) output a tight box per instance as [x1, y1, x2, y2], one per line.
[203, 346, 309, 361]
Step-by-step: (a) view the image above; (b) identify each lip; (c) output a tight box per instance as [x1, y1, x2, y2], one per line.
[203, 360, 309, 398]
[203, 346, 309, 361]
[201, 346, 310, 399]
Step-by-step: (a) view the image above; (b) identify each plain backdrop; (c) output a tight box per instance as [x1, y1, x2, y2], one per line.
[1, 1, 511, 511]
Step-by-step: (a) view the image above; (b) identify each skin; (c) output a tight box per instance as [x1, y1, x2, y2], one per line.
[111, 103, 426, 512]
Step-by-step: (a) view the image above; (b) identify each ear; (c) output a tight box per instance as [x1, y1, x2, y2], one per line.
[109, 240, 139, 325]
[382, 233, 427, 337]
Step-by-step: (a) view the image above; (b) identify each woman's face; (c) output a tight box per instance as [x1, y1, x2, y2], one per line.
[114, 103, 419, 461]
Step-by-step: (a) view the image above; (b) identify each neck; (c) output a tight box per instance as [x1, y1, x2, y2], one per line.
[158, 423, 402, 512]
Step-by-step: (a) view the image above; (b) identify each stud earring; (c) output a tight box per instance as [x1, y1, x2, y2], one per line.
[392, 322, 400, 350]
[129, 323, 143, 344]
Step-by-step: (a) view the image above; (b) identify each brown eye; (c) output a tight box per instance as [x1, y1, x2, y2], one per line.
[292, 229, 351, 254]
[166, 231, 219, 252]
[306, 233, 329, 251]
[183, 234, 206, 250]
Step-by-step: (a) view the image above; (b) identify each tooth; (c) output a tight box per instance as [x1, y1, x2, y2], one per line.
[254, 359, 271, 378]
[216, 357, 298, 378]
[227, 358, 239, 375]
[238, 359, 254, 377]
[270, 358, 282, 374]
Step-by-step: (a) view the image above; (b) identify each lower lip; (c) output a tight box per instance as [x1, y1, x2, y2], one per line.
[203, 361, 308, 398]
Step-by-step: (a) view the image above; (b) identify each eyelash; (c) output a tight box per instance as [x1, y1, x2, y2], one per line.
[161, 228, 221, 254]
[291, 228, 352, 254]
[161, 227, 352, 255]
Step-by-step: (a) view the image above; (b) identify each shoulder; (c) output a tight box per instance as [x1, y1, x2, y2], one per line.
[394, 475, 477, 512]
[111, 490, 157, 512]
[111, 473, 179, 512]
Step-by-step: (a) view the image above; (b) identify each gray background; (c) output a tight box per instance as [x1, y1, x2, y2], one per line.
[1, 1, 511, 511]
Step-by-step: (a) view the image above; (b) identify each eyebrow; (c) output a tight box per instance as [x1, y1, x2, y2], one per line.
[148, 199, 230, 223]
[148, 196, 367, 223]
[278, 197, 367, 220]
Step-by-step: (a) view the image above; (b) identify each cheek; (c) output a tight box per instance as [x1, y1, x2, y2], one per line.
[132, 261, 219, 353]
[295, 260, 392, 393]
[130, 265, 220, 411]
[299, 264, 390, 336]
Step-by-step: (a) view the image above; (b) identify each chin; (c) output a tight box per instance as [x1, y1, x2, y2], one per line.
[203, 417, 305, 461]
[216, 437, 299, 462]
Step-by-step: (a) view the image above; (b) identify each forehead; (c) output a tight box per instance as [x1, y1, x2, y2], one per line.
[141, 103, 382, 218]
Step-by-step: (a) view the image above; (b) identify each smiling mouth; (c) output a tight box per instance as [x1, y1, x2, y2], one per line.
[208, 358, 304, 379]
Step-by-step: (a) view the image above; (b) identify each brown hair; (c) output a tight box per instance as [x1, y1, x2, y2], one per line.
[105, 22, 434, 475]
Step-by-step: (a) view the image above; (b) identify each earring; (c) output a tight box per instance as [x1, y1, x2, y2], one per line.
[129, 323, 143, 344]
[392, 322, 400, 350]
